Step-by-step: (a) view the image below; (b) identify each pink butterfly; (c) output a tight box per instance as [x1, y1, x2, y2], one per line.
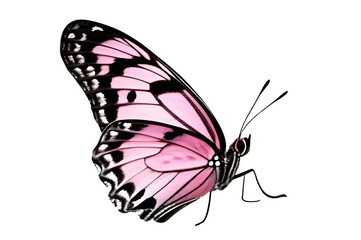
[60, 20, 287, 225]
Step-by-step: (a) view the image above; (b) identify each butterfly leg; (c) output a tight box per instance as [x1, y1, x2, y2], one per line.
[242, 175, 260, 202]
[233, 169, 287, 200]
[195, 191, 212, 226]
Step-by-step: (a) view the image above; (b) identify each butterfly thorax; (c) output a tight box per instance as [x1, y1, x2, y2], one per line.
[215, 136, 251, 190]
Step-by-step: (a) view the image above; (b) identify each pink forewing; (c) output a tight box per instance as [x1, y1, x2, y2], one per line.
[125, 38, 151, 60]
[138, 64, 170, 80]
[156, 60, 176, 79]
[96, 56, 115, 64]
[116, 90, 158, 104]
[62, 20, 225, 151]
[158, 92, 211, 141]
[119, 141, 167, 149]
[183, 91, 221, 149]
[115, 105, 185, 129]
[123, 67, 166, 82]
[114, 37, 130, 46]
[110, 77, 150, 90]
[98, 65, 109, 75]
[100, 40, 140, 57]
[93, 45, 133, 59]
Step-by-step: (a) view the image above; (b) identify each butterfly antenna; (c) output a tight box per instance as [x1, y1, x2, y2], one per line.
[239, 80, 270, 138]
[241, 91, 288, 132]
[195, 191, 212, 226]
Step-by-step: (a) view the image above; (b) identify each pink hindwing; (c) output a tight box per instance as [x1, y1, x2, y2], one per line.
[93, 120, 219, 222]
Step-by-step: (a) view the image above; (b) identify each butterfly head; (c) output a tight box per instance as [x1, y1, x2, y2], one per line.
[231, 134, 251, 157]
[216, 134, 251, 190]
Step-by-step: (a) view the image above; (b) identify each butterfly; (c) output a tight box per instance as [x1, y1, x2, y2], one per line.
[60, 20, 287, 225]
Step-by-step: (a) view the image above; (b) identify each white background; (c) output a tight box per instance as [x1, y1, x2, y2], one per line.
[1, 0, 360, 239]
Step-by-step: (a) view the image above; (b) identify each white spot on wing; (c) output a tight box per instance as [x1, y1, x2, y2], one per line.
[80, 33, 87, 41]
[76, 54, 85, 64]
[73, 67, 84, 78]
[67, 55, 75, 63]
[96, 92, 107, 106]
[92, 26, 103, 32]
[91, 79, 99, 90]
[123, 122, 132, 129]
[98, 109, 109, 124]
[68, 33, 75, 39]
[73, 43, 81, 51]
[98, 144, 108, 151]
[86, 66, 95, 76]
[103, 154, 113, 162]
[110, 131, 119, 138]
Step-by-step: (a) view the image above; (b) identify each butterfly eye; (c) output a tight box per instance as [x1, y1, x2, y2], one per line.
[236, 134, 251, 156]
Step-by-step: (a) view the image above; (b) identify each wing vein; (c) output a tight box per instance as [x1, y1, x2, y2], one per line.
[113, 129, 209, 160]
[152, 168, 209, 215]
